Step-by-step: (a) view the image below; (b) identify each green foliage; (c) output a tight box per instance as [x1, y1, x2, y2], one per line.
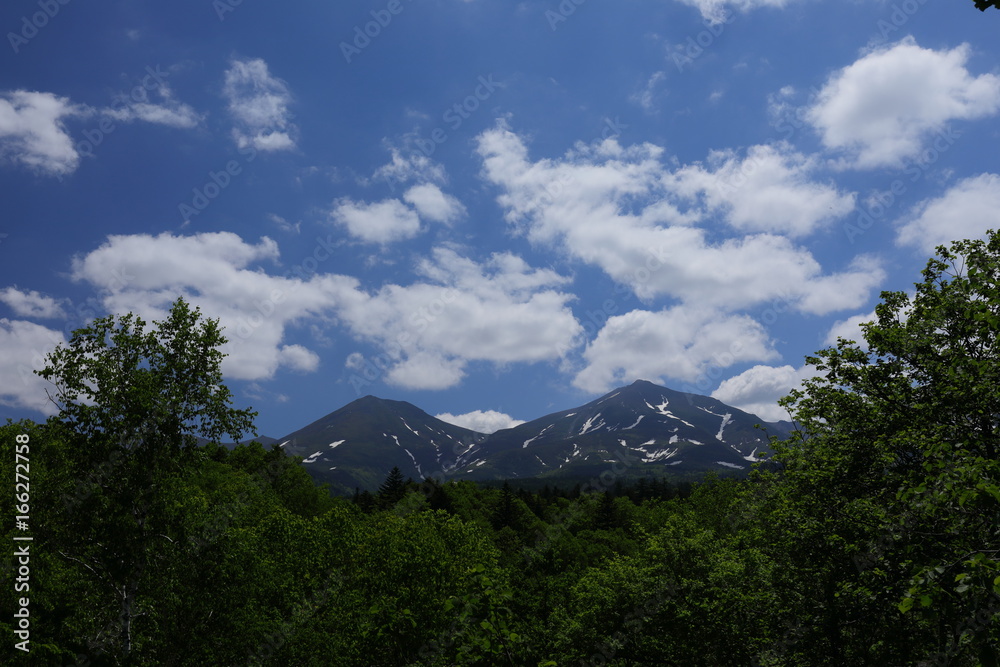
[770, 232, 1000, 663]
[8, 243, 1000, 667]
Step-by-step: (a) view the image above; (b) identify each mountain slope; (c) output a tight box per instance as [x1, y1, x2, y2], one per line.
[277, 395, 487, 493]
[273, 381, 793, 493]
[461, 380, 790, 481]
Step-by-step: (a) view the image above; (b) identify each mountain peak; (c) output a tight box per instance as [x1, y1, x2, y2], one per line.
[274, 380, 793, 493]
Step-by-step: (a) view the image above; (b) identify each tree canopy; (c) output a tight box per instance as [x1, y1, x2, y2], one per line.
[4, 231, 1000, 665]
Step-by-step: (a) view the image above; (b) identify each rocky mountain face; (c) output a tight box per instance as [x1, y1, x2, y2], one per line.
[273, 380, 795, 493]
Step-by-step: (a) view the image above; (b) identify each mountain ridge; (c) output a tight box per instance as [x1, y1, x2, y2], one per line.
[269, 380, 793, 493]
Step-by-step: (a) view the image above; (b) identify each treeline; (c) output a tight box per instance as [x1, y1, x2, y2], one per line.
[4, 233, 1000, 665]
[4, 424, 995, 666]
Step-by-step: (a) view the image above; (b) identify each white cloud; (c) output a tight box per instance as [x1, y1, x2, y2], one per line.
[337, 247, 583, 390]
[0, 319, 66, 414]
[403, 184, 466, 224]
[436, 410, 525, 434]
[371, 148, 447, 188]
[476, 122, 882, 313]
[632, 71, 666, 112]
[794, 254, 884, 315]
[712, 364, 818, 422]
[807, 37, 1000, 169]
[385, 352, 466, 390]
[825, 310, 875, 350]
[573, 306, 779, 393]
[69, 231, 582, 394]
[0, 288, 65, 319]
[674, 0, 792, 25]
[897, 173, 1000, 252]
[667, 143, 856, 237]
[104, 85, 202, 129]
[277, 344, 321, 373]
[267, 213, 301, 234]
[223, 58, 297, 151]
[69, 231, 347, 381]
[0, 91, 88, 176]
[330, 197, 422, 244]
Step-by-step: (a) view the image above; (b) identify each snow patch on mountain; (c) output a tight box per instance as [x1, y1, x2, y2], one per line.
[717, 461, 744, 469]
[646, 398, 695, 427]
[645, 399, 668, 414]
[630, 439, 679, 463]
[579, 413, 605, 435]
[329, 440, 346, 449]
[302, 451, 322, 464]
[716, 413, 733, 441]
[623, 414, 645, 430]
[523, 424, 553, 448]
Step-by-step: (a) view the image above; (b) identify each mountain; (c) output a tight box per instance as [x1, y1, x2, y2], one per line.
[458, 379, 792, 482]
[276, 395, 487, 493]
[272, 380, 794, 494]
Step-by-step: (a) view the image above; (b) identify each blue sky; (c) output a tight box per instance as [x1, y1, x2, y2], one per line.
[2, 0, 999, 438]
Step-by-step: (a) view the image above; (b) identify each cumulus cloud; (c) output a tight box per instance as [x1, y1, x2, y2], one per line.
[277, 344, 321, 373]
[0, 319, 66, 414]
[573, 306, 779, 393]
[711, 364, 818, 422]
[825, 310, 875, 350]
[70, 231, 347, 381]
[667, 143, 855, 237]
[69, 231, 582, 394]
[807, 37, 1000, 169]
[337, 247, 583, 390]
[436, 410, 526, 434]
[0, 91, 88, 176]
[403, 184, 467, 224]
[330, 197, 422, 244]
[223, 58, 297, 151]
[476, 122, 882, 313]
[897, 173, 1000, 252]
[371, 148, 447, 188]
[0, 288, 65, 319]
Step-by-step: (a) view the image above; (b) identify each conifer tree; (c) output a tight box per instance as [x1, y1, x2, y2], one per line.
[377, 466, 406, 508]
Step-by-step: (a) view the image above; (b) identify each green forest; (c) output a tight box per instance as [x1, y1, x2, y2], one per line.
[3, 232, 1000, 665]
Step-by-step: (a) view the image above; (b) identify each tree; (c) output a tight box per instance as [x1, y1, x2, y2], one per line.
[773, 231, 1000, 663]
[378, 466, 407, 508]
[974, 0, 1000, 11]
[492, 480, 516, 530]
[34, 297, 257, 661]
